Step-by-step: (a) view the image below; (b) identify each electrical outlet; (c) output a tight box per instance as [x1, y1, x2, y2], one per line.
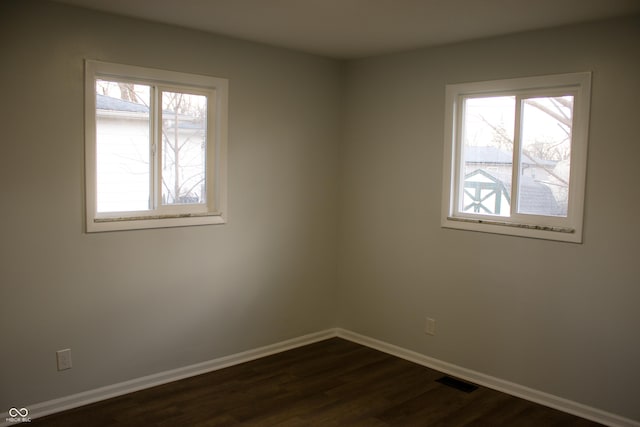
[425, 317, 436, 336]
[56, 349, 72, 371]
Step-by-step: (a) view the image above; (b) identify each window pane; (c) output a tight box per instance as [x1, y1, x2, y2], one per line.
[95, 80, 151, 212]
[518, 96, 573, 217]
[461, 96, 515, 216]
[161, 91, 207, 205]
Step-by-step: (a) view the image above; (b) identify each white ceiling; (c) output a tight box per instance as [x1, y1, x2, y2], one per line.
[53, 0, 640, 58]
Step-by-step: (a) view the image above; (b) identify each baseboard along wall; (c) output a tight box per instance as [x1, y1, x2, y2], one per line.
[2, 328, 638, 427]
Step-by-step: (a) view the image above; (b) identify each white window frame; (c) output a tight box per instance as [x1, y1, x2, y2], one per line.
[441, 72, 591, 243]
[85, 60, 228, 232]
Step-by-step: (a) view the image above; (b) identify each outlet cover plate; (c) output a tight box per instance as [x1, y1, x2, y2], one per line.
[425, 317, 436, 336]
[56, 349, 72, 371]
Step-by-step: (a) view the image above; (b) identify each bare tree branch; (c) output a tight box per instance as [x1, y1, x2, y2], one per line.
[526, 99, 572, 128]
[478, 115, 569, 186]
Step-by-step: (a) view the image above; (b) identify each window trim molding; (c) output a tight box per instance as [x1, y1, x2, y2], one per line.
[84, 60, 228, 232]
[441, 72, 591, 243]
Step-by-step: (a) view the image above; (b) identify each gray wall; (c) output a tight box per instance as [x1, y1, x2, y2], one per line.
[1, 0, 639, 422]
[338, 15, 640, 421]
[0, 0, 342, 407]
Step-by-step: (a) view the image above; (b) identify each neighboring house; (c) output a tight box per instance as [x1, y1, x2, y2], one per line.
[95, 94, 206, 212]
[463, 146, 565, 216]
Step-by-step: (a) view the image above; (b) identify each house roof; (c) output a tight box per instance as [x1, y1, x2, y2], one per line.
[517, 175, 564, 216]
[464, 146, 556, 167]
[96, 93, 149, 113]
[96, 94, 205, 131]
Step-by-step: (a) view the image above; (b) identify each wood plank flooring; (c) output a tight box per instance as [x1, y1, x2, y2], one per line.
[31, 338, 602, 426]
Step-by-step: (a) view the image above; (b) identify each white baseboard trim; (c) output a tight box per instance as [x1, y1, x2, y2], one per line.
[3, 328, 637, 427]
[0, 329, 336, 426]
[336, 328, 640, 427]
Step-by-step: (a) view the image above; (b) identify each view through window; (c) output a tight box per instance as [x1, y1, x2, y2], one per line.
[85, 61, 228, 232]
[441, 73, 591, 242]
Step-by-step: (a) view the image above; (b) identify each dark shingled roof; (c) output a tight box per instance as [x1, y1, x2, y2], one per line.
[516, 175, 564, 216]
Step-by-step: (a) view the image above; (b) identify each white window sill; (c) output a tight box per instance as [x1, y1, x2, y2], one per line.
[87, 212, 226, 233]
[442, 216, 582, 243]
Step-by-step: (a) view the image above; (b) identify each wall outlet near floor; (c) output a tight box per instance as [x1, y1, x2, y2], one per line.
[425, 317, 436, 336]
[56, 348, 72, 371]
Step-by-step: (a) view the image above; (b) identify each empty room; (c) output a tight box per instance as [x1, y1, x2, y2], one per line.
[1, 0, 639, 425]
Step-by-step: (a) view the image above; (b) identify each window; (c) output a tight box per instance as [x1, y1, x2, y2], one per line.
[441, 73, 591, 243]
[85, 60, 228, 232]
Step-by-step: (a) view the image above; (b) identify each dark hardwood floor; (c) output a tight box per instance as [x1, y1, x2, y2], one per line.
[32, 338, 602, 426]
